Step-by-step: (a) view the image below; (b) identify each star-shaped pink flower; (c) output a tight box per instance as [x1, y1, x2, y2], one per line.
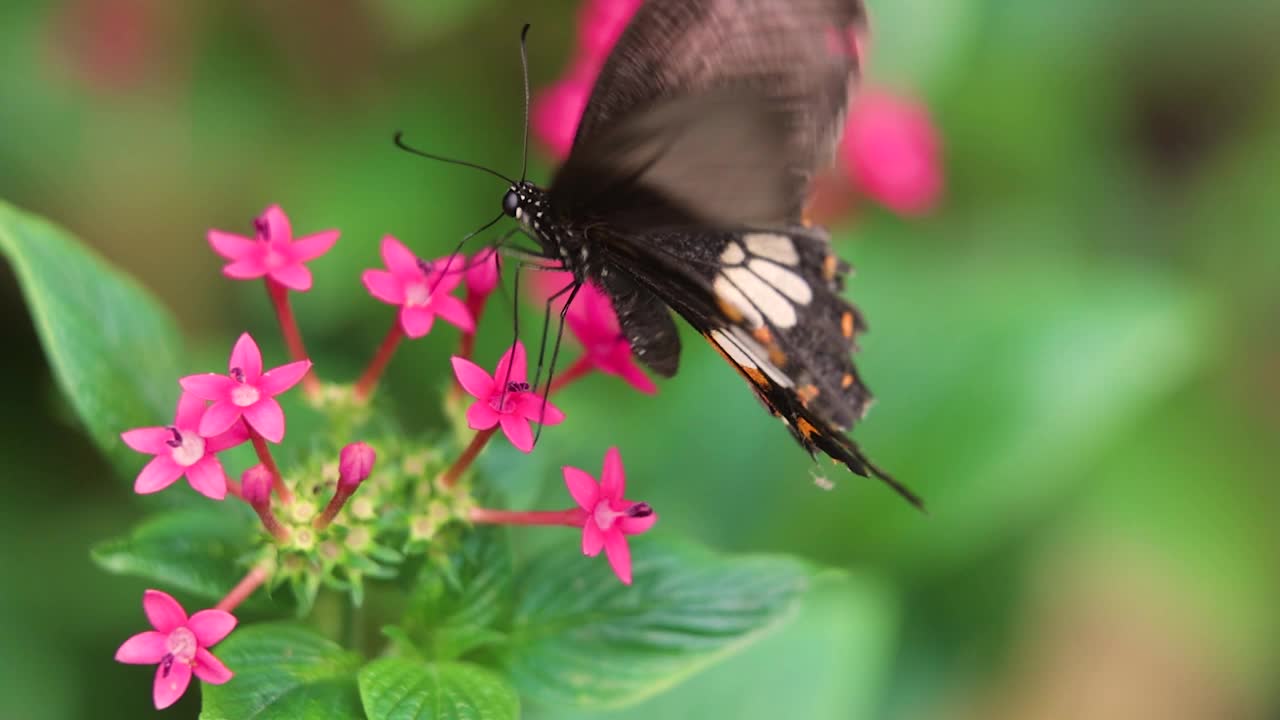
[563, 447, 656, 585]
[451, 342, 565, 453]
[535, 271, 656, 394]
[208, 204, 339, 291]
[115, 589, 236, 710]
[179, 333, 311, 443]
[120, 393, 248, 500]
[362, 236, 475, 338]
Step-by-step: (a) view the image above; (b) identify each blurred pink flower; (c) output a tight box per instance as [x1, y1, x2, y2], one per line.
[179, 333, 311, 443]
[532, 75, 593, 161]
[840, 89, 943, 216]
[120, 393, 248, 500]
[362, 237, 475, 338]
[115, 589, 236, 710]
[577, 0, 642, 64]
[563, 446, 656, 585]
[451, 342, 565, 453]
[464, 248, 501, 300]
[533, 272, 655, 394]
[208, 205, 338, 292]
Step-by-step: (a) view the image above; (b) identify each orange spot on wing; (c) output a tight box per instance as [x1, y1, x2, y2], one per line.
[796, 384, 820, 406]
[841, 373, 855, 389]
[841, 311, 855, 338]
[716, 297, 743, 323]
[823, 254, 839, 281]
[795, 417, 818, 439]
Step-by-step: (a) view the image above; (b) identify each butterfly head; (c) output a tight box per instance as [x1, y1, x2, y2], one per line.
[501, 181, 550, 227]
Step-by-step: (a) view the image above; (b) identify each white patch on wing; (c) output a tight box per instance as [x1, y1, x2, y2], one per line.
[724, 266, 797, 328]
[713, 275, 764, 328]
[711, 327, 793, 388]
[719, 241, 746, 265]
[743, 233, 799, 266]
[748, 258, 812, 304]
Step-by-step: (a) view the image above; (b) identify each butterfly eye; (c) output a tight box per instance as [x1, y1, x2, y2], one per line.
[501, 189, 520, 218]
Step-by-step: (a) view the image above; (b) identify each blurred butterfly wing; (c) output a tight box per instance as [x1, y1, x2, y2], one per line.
[567, 0, 866, 223]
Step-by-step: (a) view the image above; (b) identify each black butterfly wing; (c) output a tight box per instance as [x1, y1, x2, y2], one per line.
[558, 0, 866, 226]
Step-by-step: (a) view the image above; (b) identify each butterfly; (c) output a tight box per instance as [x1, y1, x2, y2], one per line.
[415, 0, 922, 508]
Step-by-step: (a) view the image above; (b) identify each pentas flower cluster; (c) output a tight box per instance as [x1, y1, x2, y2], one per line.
[531, 0, 944, 217]
[114, 204, 657, 709]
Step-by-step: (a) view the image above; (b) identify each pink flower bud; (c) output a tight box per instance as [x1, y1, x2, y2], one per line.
[241, 464, 273, 507]
[841, 89, 943, 216]
[338, 442, 376, 490]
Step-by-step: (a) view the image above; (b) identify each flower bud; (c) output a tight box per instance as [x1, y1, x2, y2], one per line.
[241, 464, 273, 507]
[338, 442, 376, 490]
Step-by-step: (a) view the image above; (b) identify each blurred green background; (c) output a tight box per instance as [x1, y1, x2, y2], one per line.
[2, 0, 1278, 718]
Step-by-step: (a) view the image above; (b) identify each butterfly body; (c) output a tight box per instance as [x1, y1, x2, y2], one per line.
[502, 0, 923, 508]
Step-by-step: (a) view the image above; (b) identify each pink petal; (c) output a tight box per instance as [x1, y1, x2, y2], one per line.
[432, 294, 475, 333]
[582, 521, 605, 557]
[243, 398, 285, 443]
[259, 205, 292, 243]
[142, 589, 187, 633]
[620, 508, 657, 535]
[259, 360, 312, 396]
[451, 357, 494, 399]
[465, 401, 500, 431]
[532, 78, 591, 160]
[222, 258, 268, 280]
[188, 609, 237, 646]
[193, 648, 234, 685]
[179, 373, 236, 401]
[381, 235, 420, 277]
[494, 342, 527, 385]
[425, 265, 464, 295]
[289, 230, 339, 262]
[173, 392, 209, 429]
[499, 413, 535, 453]
[517, 395, 564, 425]
[115, 631, 168, 664]
[135, 456, 184, 494]
[600, 446, 626, 500]
[465, 249, 500, 296]
[269, 264, 313, 292]
[205, 422, 250, 453]
[602, 528, 633, 585]
[400, 306, 436, 339]
[121, 427, 173, 454]
[185, 457, 228, 500]
[207, 230, 256, 261]
[153, 660, 192, 710]
[229, 333, 263, 381]
[198, 401, 244, 439]
[563, 466, 600, 510]
[362, 270, 405, 305]
[615, 357, 658, 394]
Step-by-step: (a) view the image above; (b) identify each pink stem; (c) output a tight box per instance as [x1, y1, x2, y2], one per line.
[247, 423, 293, 504]
[265, 279, 319, 398]
[470, 506, 585, 527]
[439, 428, 497, 489]
[354, 319, 404, 402]
[314, 487, 354, 530]
[215, 565, 271, 613]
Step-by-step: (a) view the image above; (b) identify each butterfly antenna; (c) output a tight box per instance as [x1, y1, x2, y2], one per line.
[518, 23, 533, 182]
[393, 131, 515, 184]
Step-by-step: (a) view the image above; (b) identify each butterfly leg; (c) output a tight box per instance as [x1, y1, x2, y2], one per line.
[531, 280, 583, 447]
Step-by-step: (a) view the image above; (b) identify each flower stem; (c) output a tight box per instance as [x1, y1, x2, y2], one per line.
[438, 427, 496, 489]
[265, 278, 319, 399]
[314, 487, 354, 530]
[548, 356, 594, 395]
[215, 565, 271, 613]
[470, 506, 585, 527]
[354, 319, 404, 402]
[247, 423, 293, 504]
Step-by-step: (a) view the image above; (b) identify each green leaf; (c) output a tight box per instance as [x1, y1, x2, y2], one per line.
[505, 537, 810, 710]
[542, 572, 898, 720]
[359, 659, 519, 720]
[91, 505, 261, 605]
[0, 200, 184, 479]
[201, 624, 364, 720]
[406, 526, 513, 660]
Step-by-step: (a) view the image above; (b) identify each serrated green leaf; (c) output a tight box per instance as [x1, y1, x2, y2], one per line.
[0, 200, 185, 480]
[406, 526, 513, 660]
[505, 537, 810, 710]
[201, 624, 364, 720]
[91, 505, 261, 604]
[359, 659, 519, 720]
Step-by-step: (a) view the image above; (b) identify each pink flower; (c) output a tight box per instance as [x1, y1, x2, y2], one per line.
[840, 89, 943, 216]
[179, 333, 311, 443]
[464, 248, 501, 299]
[533, 271, 655, 394]
[451, 342, 565, 453]
[208, 205, 339, 291]
[563, 447, 656, 585]
[532, 75, 592, 160]
[338, 442, 376, 489]
[120, 393, 248, 500]
[362, 237, 475, 338]
[577, 0, 642, 65]
[115, 589, 236, 710]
